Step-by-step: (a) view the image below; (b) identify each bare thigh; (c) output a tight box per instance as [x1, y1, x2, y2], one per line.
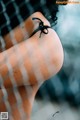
[0, 84, 39, 120]
[1, 12, 50, 51]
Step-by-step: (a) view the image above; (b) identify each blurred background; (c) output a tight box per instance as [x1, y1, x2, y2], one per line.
[32, 4, 80, 120]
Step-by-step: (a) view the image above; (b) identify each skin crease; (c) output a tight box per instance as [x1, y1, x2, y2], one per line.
[0, 12, 64, 120]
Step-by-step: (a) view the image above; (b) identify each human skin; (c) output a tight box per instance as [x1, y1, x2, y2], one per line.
[1, 12, 50, 51]
[0, 12, 64, 120]
[0, 85, 39, 120]
[0, 27, 63, 88]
